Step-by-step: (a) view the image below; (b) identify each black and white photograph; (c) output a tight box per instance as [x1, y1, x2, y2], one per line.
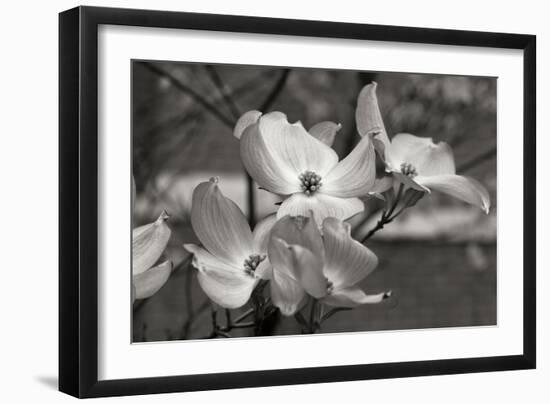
[131, 61, 496, 342]
[1, 0, 545, 402]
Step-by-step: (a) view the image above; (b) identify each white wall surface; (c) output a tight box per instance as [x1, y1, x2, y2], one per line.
[0, 0, 546, 402]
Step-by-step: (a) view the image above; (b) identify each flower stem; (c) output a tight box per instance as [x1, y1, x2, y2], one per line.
[307, 298, 321, 333]
[234, 307, 254, 323]
[361, 184, 404, 243]
[360, 213, 389, 243]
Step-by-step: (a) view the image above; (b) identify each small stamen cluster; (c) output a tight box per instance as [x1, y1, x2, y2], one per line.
[326, 278, 334, 294]
[299, 170, 322, 196]
[400, 162, 418, 178]
[243, 254, 266, 276]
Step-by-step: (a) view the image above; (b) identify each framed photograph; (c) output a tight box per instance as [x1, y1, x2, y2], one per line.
[59, 6, 536, 398]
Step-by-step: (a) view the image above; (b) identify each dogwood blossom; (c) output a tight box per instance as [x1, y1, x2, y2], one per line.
[132, 209, 172, 301]
[184, 178, 276, 309]
[267, 213, 389, 315]
[235, 111, 377, 224]
[356, 82, 490, 213]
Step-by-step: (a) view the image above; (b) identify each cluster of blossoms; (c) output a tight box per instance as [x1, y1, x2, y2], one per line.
[182, 83, 491, 324]
[133, 83, 490, 334]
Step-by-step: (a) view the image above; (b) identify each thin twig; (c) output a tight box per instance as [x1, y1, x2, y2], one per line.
[205, 65, 241, 120]
[179, 259, 195, 338]
[234, 308, 254, 323]
[141, 62, 235, 128]
[225, 308, 232, 328]
[225, 321, 255, 329]
[361, 184, 404, 243]
[457, 146, 496, 173]
[294, 311, 309, 333]
[243, 68, 291, 226]
[320, 307, 352, 323]
[360, 214, 388, 243]
[260, 69, 291, 111]
[184, 299, 210, 338]
[308, 298, 318, 333]
[173, 254, 192, 275]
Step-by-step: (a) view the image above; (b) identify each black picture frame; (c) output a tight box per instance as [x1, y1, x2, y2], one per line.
[59, 5, 536, 398]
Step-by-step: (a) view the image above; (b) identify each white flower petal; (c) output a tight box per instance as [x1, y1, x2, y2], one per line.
[270, 269, 306, 316]
[132, 211, 171, 275]
[254, 260, 272, 280]
[371, 175, 394, 194]
[355, 82, 391, 149]
[252, 213, 277, 253]
[190, 178, 254, 266]
[308, 121, 342, 147]
[270, 213, 324, 259]
[372, 135, 389, 166]
[269, 237, 326, 299]
[322, 217, 378, 290]
[277, 193, 364, 224]
[234, 110, 262, 139]
[392, 172, 430, 192]
[184, 243, 239, 272]
[268, 237, 302, 314]
[133, 260, 172, 300]
[185, 244, 257, 309]
[256, 112, 339, 176]
[388, 134, 456, 176]
[197, 269, 257, 310]
[416, 174, 491, 213]
[240, 121, 301, 195]
[322, 287, 390, 308]
[322, 135, 376, 198]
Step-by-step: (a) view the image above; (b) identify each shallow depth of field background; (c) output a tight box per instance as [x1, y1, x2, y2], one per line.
[132, 61, 497, 342]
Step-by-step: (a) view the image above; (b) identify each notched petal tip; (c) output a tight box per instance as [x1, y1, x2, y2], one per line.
[132, 213, 172, 275]
[467, 177, 491, 214]
[308, 121, 343, 147]
[356, 82, 390, 146]
[415, 174, 490, 213]
[322, 287, 389, 307]
[233, 110, 262, 139]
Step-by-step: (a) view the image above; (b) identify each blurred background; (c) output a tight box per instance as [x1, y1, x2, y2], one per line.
[132, 60, 497, 342]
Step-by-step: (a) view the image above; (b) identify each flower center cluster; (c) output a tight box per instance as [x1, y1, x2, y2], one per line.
[243, 254, 266, 276]
[299, 170, 322, 196]
[400, 162, 418, 178]
[326, 277, 334, 294]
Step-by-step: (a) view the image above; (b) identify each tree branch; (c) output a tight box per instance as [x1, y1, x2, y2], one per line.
[260, 69, 291, 111]
[141, 62, 235, 128]
[457, 146, 496, 173]
[204, 65, 242, 120]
